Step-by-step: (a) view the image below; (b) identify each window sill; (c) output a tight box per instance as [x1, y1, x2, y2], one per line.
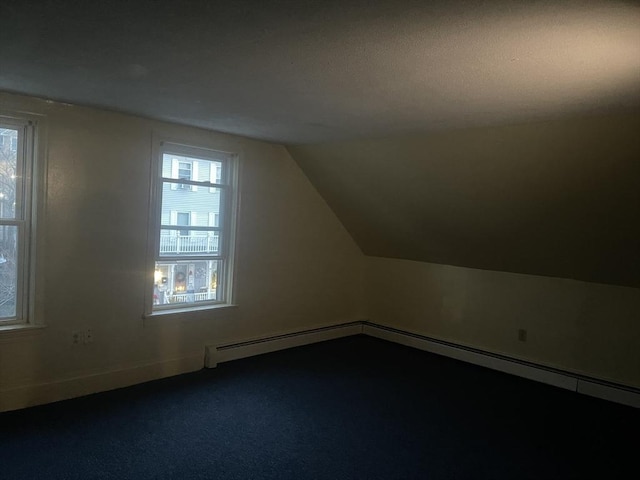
[143, 303, 237, 325]
[0, 323, 46, 343]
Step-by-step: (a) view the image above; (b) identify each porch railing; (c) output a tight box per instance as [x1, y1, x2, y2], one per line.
[160, 235, 219, 254]
[169, 291, 217, 303]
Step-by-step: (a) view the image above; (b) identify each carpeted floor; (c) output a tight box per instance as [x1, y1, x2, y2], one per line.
[0, 335, 637, 479]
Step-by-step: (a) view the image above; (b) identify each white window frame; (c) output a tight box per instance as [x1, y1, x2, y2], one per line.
[145, 139, 238, 316]
[0, 113, 43, 328]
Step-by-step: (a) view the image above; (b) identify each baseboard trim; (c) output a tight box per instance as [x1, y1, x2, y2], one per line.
[207, 320, 639, 408]
[0, 352, 203, 413]
[577, 379, 640, 409]
[363, 322, 640, 409]
[363, 323, 578, 390]
[206, 321, 364, 367]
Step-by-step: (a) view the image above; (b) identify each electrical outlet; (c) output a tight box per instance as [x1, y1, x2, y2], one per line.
[518, 329, 527, 342]
[72, 329, 94, 345]
[72, 330, 84, 346]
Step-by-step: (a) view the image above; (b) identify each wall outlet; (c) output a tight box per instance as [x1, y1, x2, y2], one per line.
[72, 329, 94, 345]
[518, 329, 527, 342]
[71, 330, 85, 346]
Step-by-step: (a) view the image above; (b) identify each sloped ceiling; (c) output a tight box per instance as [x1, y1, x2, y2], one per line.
[289, 113, 640, 287]
[1, 0, 639, 286]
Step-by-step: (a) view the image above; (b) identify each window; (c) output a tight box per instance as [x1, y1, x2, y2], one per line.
[0, 119, 38, 325]
[176, 212, 190, 236]
[177, 161, 192, 181]
[147, 141, 237, 314]
[170, 158, 199, 191]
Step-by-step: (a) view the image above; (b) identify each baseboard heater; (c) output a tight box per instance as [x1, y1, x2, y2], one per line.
[205, 321, 364, 368]
[205, 320, 640, 409]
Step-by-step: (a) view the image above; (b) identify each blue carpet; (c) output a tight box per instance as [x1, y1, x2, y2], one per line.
[0, 335, 637, 479]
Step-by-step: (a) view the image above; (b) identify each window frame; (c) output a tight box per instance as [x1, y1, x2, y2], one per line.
[0, 113, 44, 329]
[145, 139, 239, 317]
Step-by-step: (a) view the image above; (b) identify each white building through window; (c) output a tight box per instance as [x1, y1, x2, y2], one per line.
[148, 141, 237, 313]
[0, 119, 38, 324]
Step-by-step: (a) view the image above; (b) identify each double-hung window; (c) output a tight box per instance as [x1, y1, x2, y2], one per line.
[0, 116, 38, 325]
[148, 141, 237, 314]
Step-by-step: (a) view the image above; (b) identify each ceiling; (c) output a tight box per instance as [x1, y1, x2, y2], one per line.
[289, 113, 640, 287]
[1, 0, 639, 144]
[2, 0, 639, 287]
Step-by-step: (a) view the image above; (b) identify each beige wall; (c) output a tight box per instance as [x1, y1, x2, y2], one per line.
[0, 92, 364, 408]
[366, 256, 640, 389]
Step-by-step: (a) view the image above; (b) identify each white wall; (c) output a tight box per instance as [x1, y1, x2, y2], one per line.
[0, 92, 365, 411]
[366, 256, 640, 389]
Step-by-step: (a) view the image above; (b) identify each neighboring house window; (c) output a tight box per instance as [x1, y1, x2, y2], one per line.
[209, 163, 222, 193]
[0, 120, 38, 325]
[177, 161, 191, 181]
[170, 158, 199, 191]
[176, 212, 190, 236]
[148, 141, 238, 313]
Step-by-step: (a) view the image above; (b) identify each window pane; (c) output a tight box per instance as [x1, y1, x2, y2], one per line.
[0, 225, 18, 319]
[153, 260, 221, 305]
[162, 153, 223, 184]
[0, 128, 18, 220]
[159, 229, 219, 256]
[161, 183, 222, 225]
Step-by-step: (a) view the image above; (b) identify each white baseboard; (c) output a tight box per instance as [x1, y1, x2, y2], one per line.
[363, 322, 639, 408]
[207, 320, 638, 408]
[206, 322, 364, 368]
[363, 324, 577, 390]
[0, 352, 203, 413]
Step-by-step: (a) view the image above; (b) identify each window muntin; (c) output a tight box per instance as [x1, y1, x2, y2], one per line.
[150, 143, 236, 313]
[0, 121, 35, 324]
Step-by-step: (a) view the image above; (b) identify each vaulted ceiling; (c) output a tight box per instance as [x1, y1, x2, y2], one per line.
[1, 0, 639, 286]
[289, 113, 640, 287]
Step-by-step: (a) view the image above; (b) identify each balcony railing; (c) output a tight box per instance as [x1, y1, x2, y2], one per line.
[160, 235, 219, 255]
[169, 291, 217, 303]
